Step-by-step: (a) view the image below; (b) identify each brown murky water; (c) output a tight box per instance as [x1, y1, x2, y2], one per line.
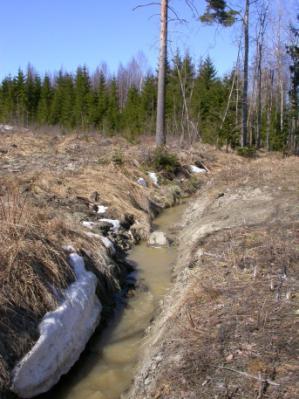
[42, 203, 186, 399]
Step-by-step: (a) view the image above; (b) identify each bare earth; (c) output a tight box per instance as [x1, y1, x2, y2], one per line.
[130, 155, 299, 399]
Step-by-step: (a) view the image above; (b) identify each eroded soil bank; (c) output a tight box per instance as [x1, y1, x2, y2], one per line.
[130, 155, 299, 399]
[0, 131, 211, 397]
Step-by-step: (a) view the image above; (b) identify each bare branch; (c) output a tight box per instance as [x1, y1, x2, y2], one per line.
[185, 0, 201, 19]
[134, 1, 187, 24]
[168, 5, 187, 24]
[133, 2, 160, 11]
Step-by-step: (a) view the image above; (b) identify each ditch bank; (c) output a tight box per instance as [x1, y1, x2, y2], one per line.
[129, 155, 299, 399]
[0, 134, 213, 398]
[39, 203, 187, 399]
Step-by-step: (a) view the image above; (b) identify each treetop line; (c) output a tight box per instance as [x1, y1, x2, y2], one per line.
[0, 1, 297, 153]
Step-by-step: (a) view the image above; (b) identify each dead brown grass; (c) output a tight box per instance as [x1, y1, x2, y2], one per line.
[152, 223, 299, 399]
[211, 153, 299, 191]
[0, 188, 130, 395]
[0, 190, 75, 393]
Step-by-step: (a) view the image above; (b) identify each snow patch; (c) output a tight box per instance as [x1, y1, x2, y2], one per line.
[190, 165, 207, 174]
[82, 220, 97, 229]
[97, 205, 108, 214]
[85, 232, 116, 254]
[0, 124, 14, 131]
[99, 218, 120, 232]
[100, 236, 116, 254]
[148, 172, 159, 186]
[11, 253, 101, 398]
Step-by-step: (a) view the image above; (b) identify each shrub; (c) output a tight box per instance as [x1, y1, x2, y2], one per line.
[151, 147, 179, 173]
[112, 149, 124, 166]
[237, 146, 257, 158]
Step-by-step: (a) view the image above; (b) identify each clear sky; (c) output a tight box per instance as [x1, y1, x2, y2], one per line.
[0, 0, 294, 80]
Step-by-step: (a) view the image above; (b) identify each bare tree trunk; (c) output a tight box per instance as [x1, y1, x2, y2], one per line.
[220, 36, 242, 134]
[266, 69, 274, 151]
[256, 42, 262, 148]
[280, 80, 284, 132]
[241, 0, 249, 147]
[174, 60, 197, 146]
[156, 0, 168, 146]
[255, 1, 268, 149]
[236, 69, 239, 127]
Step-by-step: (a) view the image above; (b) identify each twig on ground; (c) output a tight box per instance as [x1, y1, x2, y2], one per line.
[218, 366, 280, 387]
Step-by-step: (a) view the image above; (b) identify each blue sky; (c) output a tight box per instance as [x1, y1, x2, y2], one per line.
[0, 0, 257, 80]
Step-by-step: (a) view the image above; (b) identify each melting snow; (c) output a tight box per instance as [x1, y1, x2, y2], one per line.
[11, 253, 101, 398]
[82, 221, 97, 229]
[100, 236, 116, 254]
[148, 172, 159, 186]
[85, 232, 116, 254]
[190, 165, 207, 174]
[97, 205, 108, 214]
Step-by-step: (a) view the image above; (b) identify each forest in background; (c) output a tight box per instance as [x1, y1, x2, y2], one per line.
[0, 8, 298, 152]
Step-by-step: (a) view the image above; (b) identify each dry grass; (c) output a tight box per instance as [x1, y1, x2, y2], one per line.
[211, 153, 299, 191]
[0, 189, 130, 395]
[150, 223, 299, 399]
[0, 190, 75, 392]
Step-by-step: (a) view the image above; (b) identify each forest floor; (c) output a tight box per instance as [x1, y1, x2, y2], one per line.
[130, 153, 299, 399]
[0, 129, 298, 398]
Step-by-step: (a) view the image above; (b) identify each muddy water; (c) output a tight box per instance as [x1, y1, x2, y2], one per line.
[41, 203, 186, 399]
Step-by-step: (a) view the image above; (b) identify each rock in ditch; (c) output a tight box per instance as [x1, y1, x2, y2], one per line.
[148, 231, 169, 247]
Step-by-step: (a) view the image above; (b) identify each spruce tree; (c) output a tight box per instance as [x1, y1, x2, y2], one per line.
[37, 75, 53, 125]
[141, 74, 157, 133]
[94, 72, 108, 130]
[0, 77, 14, 123]
[123, 85, 142, 137]
[60, 73, 75, 129]
[105, 78, 120, 133]
[49, 71, 64, 125]
[74, 66, 93, 129]
[25, 65, 41, 124]
[192, 57, 224, 143]
[14, 69, 27, 125]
